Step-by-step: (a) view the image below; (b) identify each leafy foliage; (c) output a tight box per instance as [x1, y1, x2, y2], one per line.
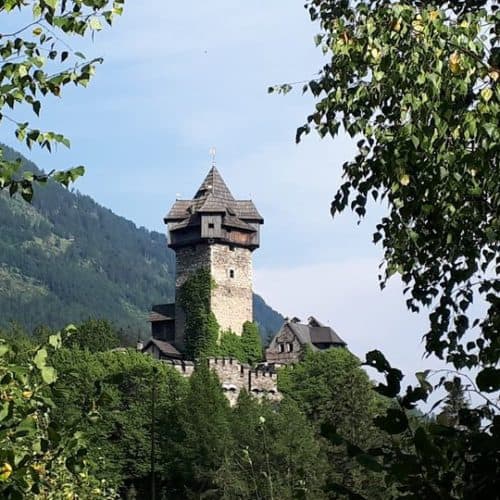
[241, 321, 263, 364]
[271, 1, 499, 496]
[218, 329, 244, 361]
[51, 347, 187, 497]
[178, 268, 220, 358]
[279, 348, 388, 498]
[0, 0, 124, 198]
[64, 318, 121, 352]
[219, 392, 328, 499]
[0, 326, 118, 498]
[342, 350, 500, 499]
[272, 0, 499, 373]
[218, 322, 263, 364]
[172, 363, 233, 496]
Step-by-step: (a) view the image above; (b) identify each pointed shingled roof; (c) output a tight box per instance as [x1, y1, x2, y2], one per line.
[194, 166, 235, 203]
[165, 165, 263, 223]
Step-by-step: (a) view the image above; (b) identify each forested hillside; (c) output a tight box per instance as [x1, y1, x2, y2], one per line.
[0, 145, 283, 341]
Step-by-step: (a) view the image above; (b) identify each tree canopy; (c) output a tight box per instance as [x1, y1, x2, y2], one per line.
[269, 1, 499, 496]
[272, 0, 499, 374]
[0, 0, 124, 200]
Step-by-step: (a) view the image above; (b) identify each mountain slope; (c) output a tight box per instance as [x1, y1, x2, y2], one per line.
[0, 145, 283, 341]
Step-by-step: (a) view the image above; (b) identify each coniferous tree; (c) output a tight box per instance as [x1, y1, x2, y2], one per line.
[218, 330, 244, 361]
[241, 321, 263, 365]
[279, 348, 388, 498]
[177, 362, 233, 496]
[218, 392, 328, 499]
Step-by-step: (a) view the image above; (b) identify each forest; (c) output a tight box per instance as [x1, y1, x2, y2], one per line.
[0, 145, 283, 343]
[0, 319, 437, 499]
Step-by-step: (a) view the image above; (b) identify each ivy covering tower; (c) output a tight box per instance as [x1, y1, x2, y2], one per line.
[164, 165, 263, 351]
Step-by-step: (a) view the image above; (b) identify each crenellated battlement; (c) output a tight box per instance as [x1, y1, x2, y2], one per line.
[159, 356, 280, 405]
[162, 358, 195, 377]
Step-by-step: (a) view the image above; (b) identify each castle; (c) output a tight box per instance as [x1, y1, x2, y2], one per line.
[141, 163, 346, 404]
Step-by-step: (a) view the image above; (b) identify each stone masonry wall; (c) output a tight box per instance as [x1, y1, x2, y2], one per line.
[209, 244, 252, 335]
[158, 357, 280, 406]
[208, 358, 280, 406]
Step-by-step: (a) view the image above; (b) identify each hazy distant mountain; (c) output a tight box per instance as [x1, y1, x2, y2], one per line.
[0, 145, 283, 342]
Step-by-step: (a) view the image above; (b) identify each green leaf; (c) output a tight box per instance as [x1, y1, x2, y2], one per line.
[48, 333, 62, 349]
[33, 348, 47, 369]
[89, 17, 103, 31]
[0, 401, 10, 421]
[41, 366, 57, 385]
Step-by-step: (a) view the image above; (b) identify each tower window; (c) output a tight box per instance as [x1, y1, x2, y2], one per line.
[229, 269, 235, 278]
[208, 222, 214, 229]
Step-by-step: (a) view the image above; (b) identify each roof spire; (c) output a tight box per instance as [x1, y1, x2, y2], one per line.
[209, 146, 216, 167]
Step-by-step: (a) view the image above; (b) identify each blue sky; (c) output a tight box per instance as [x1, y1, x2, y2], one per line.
[5, 1, 447, 381]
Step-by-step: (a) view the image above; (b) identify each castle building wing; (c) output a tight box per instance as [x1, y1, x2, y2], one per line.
[265, 316, 346, 364]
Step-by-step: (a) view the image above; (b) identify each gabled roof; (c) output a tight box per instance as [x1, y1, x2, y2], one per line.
[273, 317, 346, 350]
[143, 338, 181, 358]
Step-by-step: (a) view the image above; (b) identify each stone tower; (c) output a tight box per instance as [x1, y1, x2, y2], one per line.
[164, 166, 263, 348]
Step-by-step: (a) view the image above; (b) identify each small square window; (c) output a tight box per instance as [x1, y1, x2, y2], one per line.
[208, 222, 214, 229]
[229, 269, 235, 278]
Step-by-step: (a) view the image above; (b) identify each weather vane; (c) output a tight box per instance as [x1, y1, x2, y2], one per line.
[209, 146, 216, 166]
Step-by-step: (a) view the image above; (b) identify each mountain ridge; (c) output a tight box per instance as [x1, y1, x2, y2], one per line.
[0, 145, 283, 342]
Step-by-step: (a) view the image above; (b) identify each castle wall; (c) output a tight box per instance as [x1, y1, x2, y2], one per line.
[209, 244, 252, 335]
[157, 357, 280, 406]
[208, 357, 280, 406]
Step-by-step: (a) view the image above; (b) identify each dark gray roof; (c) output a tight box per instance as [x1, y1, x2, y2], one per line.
[164, 166, 263, 229]
[286, 319, 346, 349]
[194, 166, 235, 203]
[148, 303, 175, 322]
[222, 216, 255, 231]
[310, 327, 342, 344]
[143, 338, 181, 358]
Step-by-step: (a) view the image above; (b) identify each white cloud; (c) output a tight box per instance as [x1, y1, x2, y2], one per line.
[255, 257, 447, 382]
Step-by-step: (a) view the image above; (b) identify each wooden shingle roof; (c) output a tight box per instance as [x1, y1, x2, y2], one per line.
[282, 317, 347, 349]
[164, 166, 263, 229]
[143, 338, 182, 358]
